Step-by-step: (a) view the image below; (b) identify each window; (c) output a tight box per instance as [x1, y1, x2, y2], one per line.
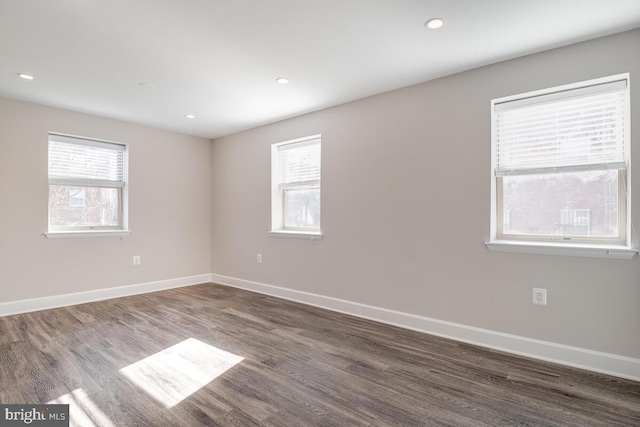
[48, 133, 128, 234]
[271, 135, 321, 236]
[489, 74, 635, 257]
[560, 209, 590, 236]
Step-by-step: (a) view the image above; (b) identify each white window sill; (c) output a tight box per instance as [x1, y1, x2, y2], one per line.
[44, 230, 132, 239]
[269, 230, 323, 240]
[485, 240, 638, 260]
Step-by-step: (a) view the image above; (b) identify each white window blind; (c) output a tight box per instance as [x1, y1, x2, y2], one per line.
[49, 134, 125, 187]
[495, 79, 627, 176]
[279, 139, 321, 186]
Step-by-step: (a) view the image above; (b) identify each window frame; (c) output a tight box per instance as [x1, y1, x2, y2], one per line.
[487, 74, 637, 259]
[46, 133, 130, 238]
[270, 135, 322, 238]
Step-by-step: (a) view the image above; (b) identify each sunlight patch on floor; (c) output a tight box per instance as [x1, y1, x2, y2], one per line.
[48, 388, 115, 427]
[120, 337, 244, 408]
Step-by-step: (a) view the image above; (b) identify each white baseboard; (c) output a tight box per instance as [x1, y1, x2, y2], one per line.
[210, 273, 640, 382]
[0, 274, 211, 317]
[2, 272, 637, 382]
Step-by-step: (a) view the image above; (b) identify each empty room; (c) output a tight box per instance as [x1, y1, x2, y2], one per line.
[1, 1, 639, 426]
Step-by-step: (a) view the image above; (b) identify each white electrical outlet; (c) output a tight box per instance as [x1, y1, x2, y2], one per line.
[257, 254, 262, 264]
[133, 255, 141, 265]
[533, 288, 547, 305]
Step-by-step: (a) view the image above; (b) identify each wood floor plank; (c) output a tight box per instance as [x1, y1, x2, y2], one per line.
[0, 283, 638, 426]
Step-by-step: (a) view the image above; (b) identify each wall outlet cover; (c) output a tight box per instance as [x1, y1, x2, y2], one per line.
[533, 287, 547, 305]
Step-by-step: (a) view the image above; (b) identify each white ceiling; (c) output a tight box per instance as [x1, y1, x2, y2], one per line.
[1, 1, 640, 139]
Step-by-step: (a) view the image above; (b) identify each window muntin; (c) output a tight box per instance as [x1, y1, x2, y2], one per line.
[491, 75, 630, 246]
[48, 133, 128, 232]
[271, 135, 321, 233]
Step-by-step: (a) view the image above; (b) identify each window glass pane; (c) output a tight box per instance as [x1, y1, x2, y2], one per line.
[502, 170, 618, 238]
[49, 185, 120, 228]
[284, 188, 320, 229]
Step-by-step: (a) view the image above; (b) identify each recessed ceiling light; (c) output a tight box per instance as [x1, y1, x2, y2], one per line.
[185, 114, 195, 119]
[425, 18, 445, 29]
[18, 73, 34, 80]
[276, 77, 289, 84]
[137, 82, 155, 89]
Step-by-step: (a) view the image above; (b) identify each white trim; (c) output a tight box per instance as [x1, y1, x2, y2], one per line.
[49, 178, 125, 188]
[49, 132, 127, 151]
[494, 77, 627, 112]
[271, 134, 322, 233]
[1, 271, 637, 381]
[48, 132, 130, 235]
[485, 240, 637, 260]
[44, 230, 132, 239]
[495, 161, 627, 177]
[272, 134, 321, 149]
[209, 273, 640, 382]
[0, 274, 210, 317]
[268, 230, 323, 240]
[490, 73, 632, 249]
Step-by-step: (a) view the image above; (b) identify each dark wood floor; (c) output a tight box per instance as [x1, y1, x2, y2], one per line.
[0, 283, 638, 426]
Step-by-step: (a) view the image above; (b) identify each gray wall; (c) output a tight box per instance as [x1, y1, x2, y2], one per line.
[0, 98, 212, 301]
[211, 29, 640, 359]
